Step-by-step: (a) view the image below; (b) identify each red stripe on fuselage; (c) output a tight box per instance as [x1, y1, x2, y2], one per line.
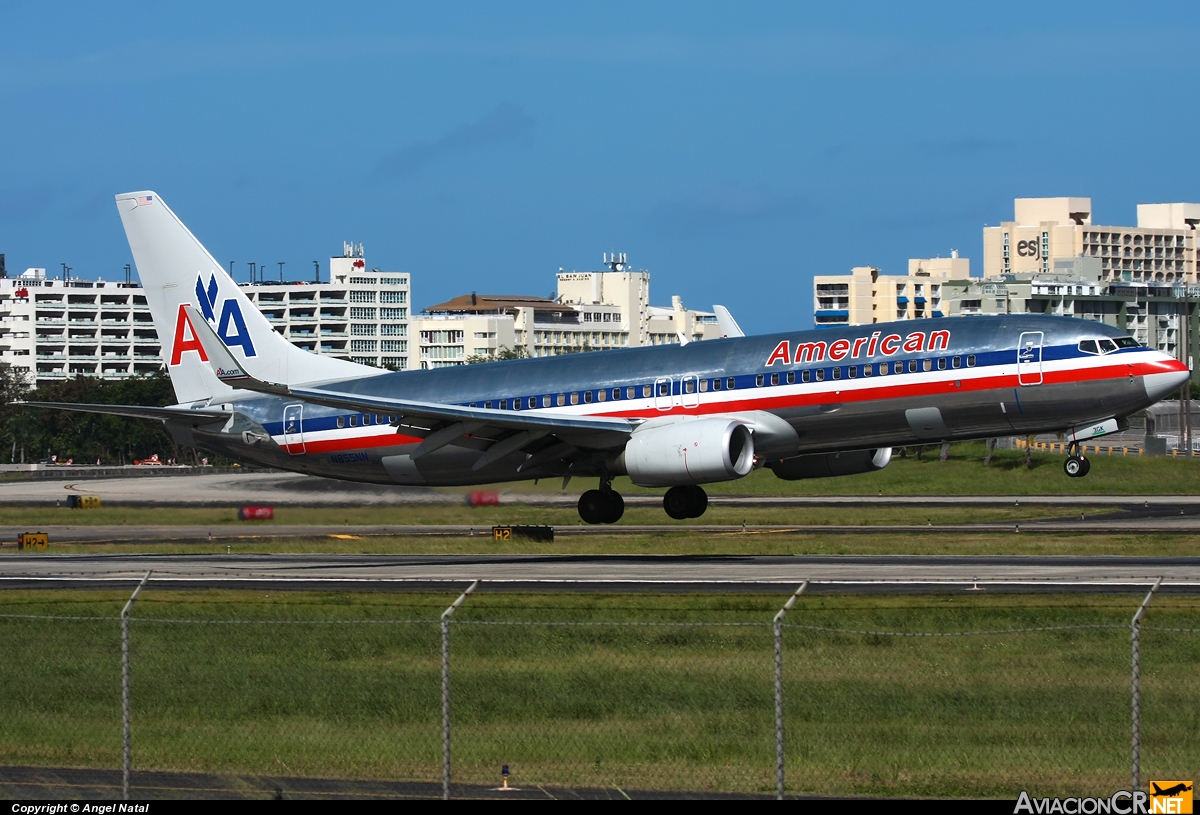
[280, 432, 423, 455]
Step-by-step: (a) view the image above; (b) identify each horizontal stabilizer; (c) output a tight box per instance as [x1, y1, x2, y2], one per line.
[18, 401, 231, 423]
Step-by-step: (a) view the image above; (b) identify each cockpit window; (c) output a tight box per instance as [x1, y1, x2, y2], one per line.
[1097, 338, 1118, 354]
[1078, 340, 1099, 355]
[1114, 336, 1141, 349]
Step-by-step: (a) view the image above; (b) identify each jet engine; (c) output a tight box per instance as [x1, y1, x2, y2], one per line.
[619, 418, 755, 487]
[767, 447, 892, 480]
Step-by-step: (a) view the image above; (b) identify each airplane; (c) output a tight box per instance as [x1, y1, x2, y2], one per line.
[1151, 783, 1193, 798]
[26, 191, 1192, 524]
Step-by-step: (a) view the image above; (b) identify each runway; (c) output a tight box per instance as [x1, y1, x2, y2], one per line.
[1, 470, 1199, 509]
[2, 553, 1197, 593]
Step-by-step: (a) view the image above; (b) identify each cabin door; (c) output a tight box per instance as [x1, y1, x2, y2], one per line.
[283, 403, 306, 454]
[654, 377, 674, 411]
[1017, 331, 1043, 386]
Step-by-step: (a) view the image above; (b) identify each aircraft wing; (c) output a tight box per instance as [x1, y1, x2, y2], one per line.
[17, 401, 232, 423]
[182, 305, 635, 445]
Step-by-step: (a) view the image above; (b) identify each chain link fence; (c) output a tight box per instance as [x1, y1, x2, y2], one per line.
[0, 587, 1196, 799]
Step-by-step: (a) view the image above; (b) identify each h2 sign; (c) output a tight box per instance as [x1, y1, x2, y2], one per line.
[170, 273, 257, 366]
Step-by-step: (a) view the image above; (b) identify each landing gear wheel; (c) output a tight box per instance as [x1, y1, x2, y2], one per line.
[578, 489, 625, 524]
[663, 485, 709, 520]
[1064, 456, 1086, 478]
[578, 490, 608, 524]
[603, 491, 625, 524]
[1078, 457, 1090, 477]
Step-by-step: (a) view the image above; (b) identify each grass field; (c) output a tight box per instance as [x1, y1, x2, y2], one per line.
[1, 589, 1196, 797]
[7, 530, 1199, 558]
[484, 441, 1200, 497]
[0, 502, 1112, 529]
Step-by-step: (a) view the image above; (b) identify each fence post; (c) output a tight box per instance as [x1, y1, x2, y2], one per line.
[774, 581, 808, 800]
[121, 571, 151, 802]
[441, 580, 479, 801]
[1131, 577, 1162, 793]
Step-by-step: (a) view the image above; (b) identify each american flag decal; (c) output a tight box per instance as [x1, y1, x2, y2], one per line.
[137, 195, 154, 206]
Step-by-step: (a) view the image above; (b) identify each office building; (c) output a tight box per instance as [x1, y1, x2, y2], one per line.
[812, 254, 969, 327]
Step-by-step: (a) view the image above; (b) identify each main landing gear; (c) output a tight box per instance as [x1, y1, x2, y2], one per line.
[1064, 443, 1091, 478]
[578, 479, 625, 525]
[664, 485, 708, 520]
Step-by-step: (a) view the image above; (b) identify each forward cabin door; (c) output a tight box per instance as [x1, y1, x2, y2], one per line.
[283, 403, 305, 454]
[1017, 331, 1043, 386]
[654, 377, 674, 411]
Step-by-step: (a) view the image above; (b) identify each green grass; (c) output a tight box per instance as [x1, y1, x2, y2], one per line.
[1, 590, 1197, 797]
[0, 502, 1111, 529]
[481, 441, 1200, 497]
[6, 527, 1198, 558]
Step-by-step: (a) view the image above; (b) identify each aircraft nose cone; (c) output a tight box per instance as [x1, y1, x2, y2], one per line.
[1143, 363, 1191, 402]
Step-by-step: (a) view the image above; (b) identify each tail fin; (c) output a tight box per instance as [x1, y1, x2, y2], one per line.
[115, 191, 375, 404]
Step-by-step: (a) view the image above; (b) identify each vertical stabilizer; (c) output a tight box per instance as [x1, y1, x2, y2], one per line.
[115, 191, 376, 404]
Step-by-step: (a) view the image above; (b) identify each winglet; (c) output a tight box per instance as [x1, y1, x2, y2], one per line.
[182, 305, 290, 396]
[713, 305, 745, 338]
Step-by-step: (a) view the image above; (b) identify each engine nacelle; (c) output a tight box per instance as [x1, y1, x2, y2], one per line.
[767, 447, 892, 481]
[620, 418, 755, 487]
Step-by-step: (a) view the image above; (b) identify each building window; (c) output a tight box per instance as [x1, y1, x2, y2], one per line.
[380, 308, 407, 320]
[351, 324, 377, 336]
[349, 291, 376, 303]
[350, 340, 377, 352]
[380, 291, 407, 303]
[349, 307, 376, 319]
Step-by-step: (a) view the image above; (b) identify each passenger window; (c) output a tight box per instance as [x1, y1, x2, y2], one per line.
[848, 366, 857, 379]
[816, 369, 824, 381]
[657, 381, 670, 397]
[685, 379, 696, 393]
[642, 385, 652, 398]
[557, 394, 566, 406]
[611, 388, 620, 400]
[832, 367, 841, 380]
[894, 361, 903, 374]
[584, 391, 593, 403]
[756, 374, 765, 387]
[923, 359, 932, 372]
[699, 379, 709, 392]
[541, 396, 550, 407]
[713, 378, 723, 391]
[598, 390, 607, 402]
[337, 416, 345, 428]
[863, 364, 872, 378]
[625, 387, 634, 399]
[770, 373, 779, 386]
[952, 356, 961, 369]
[801, 370, 810, 383]
[908, 360, 917, 373]
[570, 393, 579, 405]
[878, 363, 887, 376]
[786, 371, 795, 385]
[349, 415, 357, 427]
[527, 397, 536, 409]
[967, 354, 976, 367]
[513, 399, 521, 411]
[727, 377, 736, 389]
[937, 358, 946, 370]
[485, 401, 492, 409]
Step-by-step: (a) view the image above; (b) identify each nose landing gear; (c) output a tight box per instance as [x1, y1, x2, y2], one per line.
[578, 478, 625, 524]
[1064, 443, 1091, 478]
[664, 485, 708, 520]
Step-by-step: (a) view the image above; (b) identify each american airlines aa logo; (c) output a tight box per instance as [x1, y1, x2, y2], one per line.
[170, 273, 257, 366]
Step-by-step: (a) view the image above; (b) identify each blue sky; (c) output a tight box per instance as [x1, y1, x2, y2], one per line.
[2, 1, 1198, 332]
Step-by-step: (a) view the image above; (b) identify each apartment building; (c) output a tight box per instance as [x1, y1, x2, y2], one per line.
[415, 254, 722, 368]
[812, 254, 969, 327]
[241, 243, 411, 371]
[983, 197, 1199, 284]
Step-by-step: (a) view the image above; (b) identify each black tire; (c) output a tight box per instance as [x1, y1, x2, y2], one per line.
[578, 489, 608, 524]
[1064, 457, 1083, 478]
[1078, 457, 1091, 477]
[687, 485, 708, 518]
[603, 491, 625, 524]
[663, 486, 692, 520]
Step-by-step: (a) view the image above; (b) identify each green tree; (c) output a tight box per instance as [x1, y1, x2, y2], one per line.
[465, 345, 529, 364]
